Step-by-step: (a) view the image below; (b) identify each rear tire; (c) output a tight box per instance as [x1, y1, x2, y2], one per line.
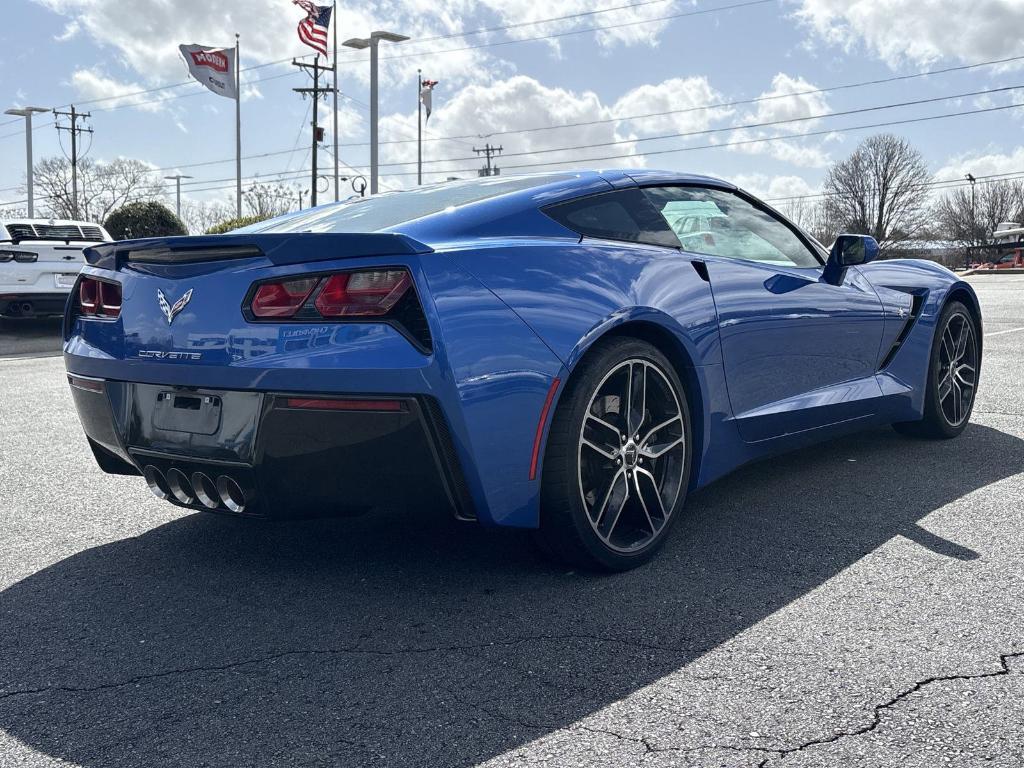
[893, 300, 979, 439]
[534, 337, 692, 572]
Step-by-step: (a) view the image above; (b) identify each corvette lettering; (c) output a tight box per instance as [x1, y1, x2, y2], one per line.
[138, 350, 203, 360]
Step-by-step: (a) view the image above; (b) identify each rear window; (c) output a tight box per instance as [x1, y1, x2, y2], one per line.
[236, 174, 573, 234]
[542, 188, 680, 248]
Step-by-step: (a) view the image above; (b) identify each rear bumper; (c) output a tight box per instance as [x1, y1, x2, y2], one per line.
[68, 375, 475, 520]
[0, 292, 70, 317]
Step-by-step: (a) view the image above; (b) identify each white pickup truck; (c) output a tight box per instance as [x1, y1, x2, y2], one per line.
[0, 218, 112, 317]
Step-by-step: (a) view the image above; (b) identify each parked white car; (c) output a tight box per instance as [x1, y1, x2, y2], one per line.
[0, 219, 112, 318]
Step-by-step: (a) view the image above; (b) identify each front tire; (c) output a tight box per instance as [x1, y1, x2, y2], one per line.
[894, 300, 979, 439]
[535, 338, 692, 571]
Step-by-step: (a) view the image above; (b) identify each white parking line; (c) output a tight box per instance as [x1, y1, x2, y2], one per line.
[985, 326, 1024, 339]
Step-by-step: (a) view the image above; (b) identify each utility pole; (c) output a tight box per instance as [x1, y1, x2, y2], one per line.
[164, 174, 193, 218]
[965, 173, 977, 243]
[473, 144, 503, 177]
[53, 105, 93, 220]
[417, 68, 422, 186]
[332, 0, 339, 202]
[235, 33, 242, 219]
[292, 56, 335, 208]
[4, 106, 48, 218]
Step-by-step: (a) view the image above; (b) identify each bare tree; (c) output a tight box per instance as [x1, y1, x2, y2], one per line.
[822, 134, 931, 252]
[180, 198, 236, 235]
[934, 179, 1024, 247]
[779, 197, 842, 247]
[243, 182, 295, 220]
[31, 157, 165, 222]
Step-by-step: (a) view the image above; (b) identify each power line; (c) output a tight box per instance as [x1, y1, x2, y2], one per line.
[375, 84, 1024, 168]
[363, 0, 778, 64]
[489, 100, 1024, 173]
[13, 0, 762, 120]
[411, 0, 676, 44]
[112, 70, 1024, 178]
[456, 54, 1024, 141]
[762, 169, 1024, 204]
[167, 98, 1024, 184]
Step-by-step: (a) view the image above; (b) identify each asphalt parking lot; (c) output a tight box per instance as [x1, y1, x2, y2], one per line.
[0, 276, 1022, 767]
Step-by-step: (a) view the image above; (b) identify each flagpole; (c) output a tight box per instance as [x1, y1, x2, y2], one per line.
[235, 33, 242, 218]
[417, 68, 422, 186]
[332, 0, 339, 202]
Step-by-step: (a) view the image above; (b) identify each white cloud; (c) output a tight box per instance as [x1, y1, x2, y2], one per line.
[795, 0, 1024, 69]
[732, 172, 817, 201]
[378, 75, 643, 186]
[475, 0, 680, 53]
[612, 76, 733, 136]
[69, 69, 169, 113]
[726, 73, 834, 168]
[54, 20, 80, 41]
[32, 0, 503, 99]
[933, 146, 1024, 182]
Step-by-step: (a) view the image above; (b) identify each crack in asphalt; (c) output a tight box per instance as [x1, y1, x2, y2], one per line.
[1, 635, 1019, 766]
[445, 648, 1024, 765]
[0, 632, 694, 703]
[752, 650, 1024, 766]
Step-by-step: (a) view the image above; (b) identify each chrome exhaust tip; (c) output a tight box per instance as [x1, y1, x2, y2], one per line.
[216, 475, 246, 513]
[166, 468, 195, 505]
[191, 472, 220, 510]
[143, 465, 170, 500]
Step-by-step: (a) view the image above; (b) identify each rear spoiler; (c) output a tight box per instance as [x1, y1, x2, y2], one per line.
[83, 233, 434, 270]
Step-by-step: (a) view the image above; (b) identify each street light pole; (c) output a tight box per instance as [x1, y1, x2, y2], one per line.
[343, 31, 409, 195]
[5, 106, 49, 218]
[164, 174, 194, 219]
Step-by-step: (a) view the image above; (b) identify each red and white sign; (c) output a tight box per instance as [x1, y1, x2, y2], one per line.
[179, 43, 237, 100]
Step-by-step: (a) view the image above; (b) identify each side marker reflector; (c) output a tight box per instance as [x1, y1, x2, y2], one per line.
[529, 377, 561, 480]
[68, 375, 104, 393]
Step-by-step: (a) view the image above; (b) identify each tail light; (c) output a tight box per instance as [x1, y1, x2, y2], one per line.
[314, 269, 410, 317]
[251, 276, 318, 318]
[76, 276, 121, 319]
[245, 267, 431, 352]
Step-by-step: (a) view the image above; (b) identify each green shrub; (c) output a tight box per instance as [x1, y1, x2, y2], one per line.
[104, 201, 187, 240]
[205, 214, 271, 235]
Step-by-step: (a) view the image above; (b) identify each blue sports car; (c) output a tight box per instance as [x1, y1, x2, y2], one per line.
[65, 170, 982, 570]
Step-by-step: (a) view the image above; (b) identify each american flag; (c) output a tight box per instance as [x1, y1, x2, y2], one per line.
[294, 0, 333, 57]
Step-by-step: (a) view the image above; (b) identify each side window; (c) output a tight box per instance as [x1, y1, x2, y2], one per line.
[642, 186, 822, 268]
[543, 188, 680, 248]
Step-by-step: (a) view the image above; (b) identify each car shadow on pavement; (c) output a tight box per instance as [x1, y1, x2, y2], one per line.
[0, 424, 1021, 767]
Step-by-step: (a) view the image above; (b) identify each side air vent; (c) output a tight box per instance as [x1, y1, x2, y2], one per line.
[879, 293, 925, 370]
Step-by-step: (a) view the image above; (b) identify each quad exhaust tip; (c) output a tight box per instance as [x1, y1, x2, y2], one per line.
[166, 468, 195, 505]
[143, 465, 170, 500]
[217, 475, 246, 513]
[191, 472, 220, 510]
[142, 465, 247, 513]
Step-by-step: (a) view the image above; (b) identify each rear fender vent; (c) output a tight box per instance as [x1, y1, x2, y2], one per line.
[879, 293, 925, 370]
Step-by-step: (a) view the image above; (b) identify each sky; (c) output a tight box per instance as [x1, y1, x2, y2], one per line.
[1, 0, 1024, 220]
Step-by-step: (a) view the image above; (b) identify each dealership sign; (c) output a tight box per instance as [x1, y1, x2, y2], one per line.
[179, 43, 237, 100]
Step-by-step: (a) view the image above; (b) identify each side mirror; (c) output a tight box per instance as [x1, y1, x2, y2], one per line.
[823, 234, 879, 285]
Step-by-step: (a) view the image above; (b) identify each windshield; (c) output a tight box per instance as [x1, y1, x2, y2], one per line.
[235, 174, 573, 235]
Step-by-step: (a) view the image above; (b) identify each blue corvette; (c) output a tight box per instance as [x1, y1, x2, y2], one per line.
[65, 170, 981, 570]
